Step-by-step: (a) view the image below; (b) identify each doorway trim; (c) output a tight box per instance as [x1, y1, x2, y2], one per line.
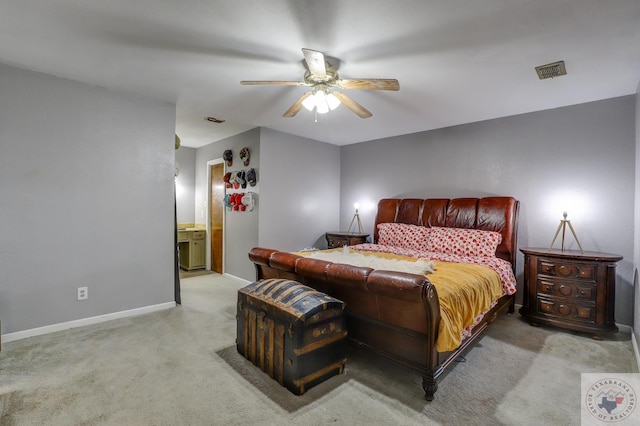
[206, 158, 225, 272]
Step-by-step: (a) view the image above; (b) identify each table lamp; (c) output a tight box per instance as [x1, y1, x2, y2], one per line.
[548, 211, 584, 253]
[347, 203, 363, 233]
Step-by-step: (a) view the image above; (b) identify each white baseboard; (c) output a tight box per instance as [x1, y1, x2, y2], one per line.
[618, 323, 633, 334]
[1, 302, 176, 344]
[223, 272, 251, 285]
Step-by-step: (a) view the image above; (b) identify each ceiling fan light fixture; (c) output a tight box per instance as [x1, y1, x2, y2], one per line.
[301, 89, 341, 114]
[326, 92, 341, 110]
[302, 93, 316, 111]
[314, 90, 330, 114]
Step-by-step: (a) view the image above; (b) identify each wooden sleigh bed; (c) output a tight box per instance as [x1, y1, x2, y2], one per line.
[249, 196, 519, 400]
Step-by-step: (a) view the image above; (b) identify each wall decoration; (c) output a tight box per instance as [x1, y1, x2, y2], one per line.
[242, 192, 256, 211]
[223, 149, 233, 167]
[247, 168, 257, 187]
[240, 147, 250, 166]
[223, 149, 257, 212]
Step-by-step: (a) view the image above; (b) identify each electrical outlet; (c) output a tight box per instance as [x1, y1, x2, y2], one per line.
[77, 287, 88, 301]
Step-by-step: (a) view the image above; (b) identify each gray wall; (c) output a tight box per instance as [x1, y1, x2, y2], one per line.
[634, 82, 640, 350]
[192, 127, 340, 281]
[259, 128, 341, 252]
[175, 146, 196, 224]
[0, 63, 176, 334]
[341, 96, 636, 326]
[195, 128, 260, 281]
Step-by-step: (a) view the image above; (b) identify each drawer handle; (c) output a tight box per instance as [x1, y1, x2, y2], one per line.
[558, 265, 573, 277]
[558, 285, 572, 296]
[577, 287, 593, 298]
[558, 304, 572, 315]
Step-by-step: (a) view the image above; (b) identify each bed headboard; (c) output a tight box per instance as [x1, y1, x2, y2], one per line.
[373, 197, 520, 270]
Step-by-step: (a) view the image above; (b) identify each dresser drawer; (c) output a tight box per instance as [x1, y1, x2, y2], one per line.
[326, 235, 348, 249]
[537, 259, 596, 281]
[325, 232, 369, 249]
[536, 297, 595, 324]
[537, 279, 596, 300]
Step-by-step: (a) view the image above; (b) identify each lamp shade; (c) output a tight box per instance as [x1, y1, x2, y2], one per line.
[314, 91, 329, 114]
[327, 93, 341, 110]
[301, 89, 342, 113]
[302, 94, 316, 111]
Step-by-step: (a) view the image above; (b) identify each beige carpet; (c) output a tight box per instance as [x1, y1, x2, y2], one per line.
[0, 274, 637, 425]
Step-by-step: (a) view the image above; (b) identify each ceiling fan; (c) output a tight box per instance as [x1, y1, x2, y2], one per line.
[240, 48, 399, 119]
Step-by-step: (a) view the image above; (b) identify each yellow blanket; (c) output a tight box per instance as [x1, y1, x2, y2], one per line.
[297, 249, 503, 352]
[427, 260, 503, 351]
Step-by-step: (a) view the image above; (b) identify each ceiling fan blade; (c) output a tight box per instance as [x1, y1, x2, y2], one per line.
[302, 48, 327, 79]
[240, 80, 308, 86]
[331, 92, 373, 119]
[337, 79, 400, 91]
[283, 92, 313, 117]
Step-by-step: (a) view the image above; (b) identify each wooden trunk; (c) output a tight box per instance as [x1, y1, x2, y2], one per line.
[236, 278, 347, 395]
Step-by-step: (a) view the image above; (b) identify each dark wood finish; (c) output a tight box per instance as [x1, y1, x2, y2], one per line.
[236, 278, 347, 395]
[249, 196, 519, 400]
[325, 231, 369, 248]
[519, 248, 622, 339]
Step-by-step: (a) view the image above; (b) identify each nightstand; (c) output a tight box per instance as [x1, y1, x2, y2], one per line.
[325, 232, 369, 249]
[519, 248, 622, 339]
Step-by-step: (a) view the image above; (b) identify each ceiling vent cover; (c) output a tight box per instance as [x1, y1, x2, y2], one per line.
[535, 61, 567, 80]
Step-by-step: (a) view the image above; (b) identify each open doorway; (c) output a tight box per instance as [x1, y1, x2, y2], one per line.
[208, 160, 225, 273]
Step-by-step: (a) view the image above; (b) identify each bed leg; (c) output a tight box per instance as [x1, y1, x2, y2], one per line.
[508, 297, 515, 314]
[422, 375, 437, 401]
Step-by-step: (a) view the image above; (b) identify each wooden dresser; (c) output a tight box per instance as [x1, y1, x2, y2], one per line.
[519, 248, 622, 339]
[325, 232, 369, 249]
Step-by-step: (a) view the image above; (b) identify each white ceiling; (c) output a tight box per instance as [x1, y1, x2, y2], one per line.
[1, 1, 639, 148]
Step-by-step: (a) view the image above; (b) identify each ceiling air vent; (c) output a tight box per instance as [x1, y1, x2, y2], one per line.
[535, 61, 567, 80]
